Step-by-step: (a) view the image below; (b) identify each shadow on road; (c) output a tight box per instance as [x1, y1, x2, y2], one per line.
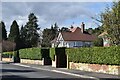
[99, 78, 120, 80]
[0, 78, 96, 80]
[1, 78, 120, 80]
[1, 75, 27, 80]
[1, 69, 36, 73]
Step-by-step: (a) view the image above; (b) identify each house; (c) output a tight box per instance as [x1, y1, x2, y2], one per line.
[98, 32, 111, 47]
[51, 22, 96, 48]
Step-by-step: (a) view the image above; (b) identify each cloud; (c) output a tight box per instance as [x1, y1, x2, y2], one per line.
[2, 0, 114, 2]
[2, 2, 111, 33]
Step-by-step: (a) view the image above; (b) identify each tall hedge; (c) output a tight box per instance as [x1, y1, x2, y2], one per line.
[66, 46, 120, 65]
[50, 48, 55, 61]
[19, 47, 42, 60]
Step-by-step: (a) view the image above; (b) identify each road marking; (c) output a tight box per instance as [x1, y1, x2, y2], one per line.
[13, 63, 99, 80]
[31, 67, 51, 71]
[13, 63, 30, 68]
[52, 70, 98, 79]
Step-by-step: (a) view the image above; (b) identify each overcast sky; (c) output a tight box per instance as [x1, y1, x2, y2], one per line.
[1, 1, 113, 34]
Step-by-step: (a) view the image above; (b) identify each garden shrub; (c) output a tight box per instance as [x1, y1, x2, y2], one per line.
[50, 48, 55, 61]
[2, 51, 14, 58]
[66, 46, 120, 65]
[19, 47, 42, 60]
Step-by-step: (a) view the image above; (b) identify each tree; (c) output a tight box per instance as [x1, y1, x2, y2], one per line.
[42, 28, 52, 47]
[19, 25, 26, 48]
[52, 23, 59, 38]
[93, 1, 120, 45]
[42, 23, 59, 47]
[60, 27, 69, 32]
[93, 38, 103, 47]
[23, 13, 40, 47]
[0, 21, 7, 40]
[8, 20, 20, 50]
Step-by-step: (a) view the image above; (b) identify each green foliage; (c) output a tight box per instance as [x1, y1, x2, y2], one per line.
[96, 1, 120, 45]
[42, 23, 59, 47]
[50, 48, 55, 61]
[19, 25, 26, 49]
[93, 37, 103, 46]
[66, 46, 120, 65]
[21, 13, 40, 48]
[8, 20, 20, 50]
[42, 28, 53, 47]
[19, 47, 42, 60]
[60, 27, 69, 32]
[0, 21, 7, 40]
[2, 51, 14, 58]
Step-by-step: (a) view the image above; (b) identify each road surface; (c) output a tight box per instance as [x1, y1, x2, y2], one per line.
[0, 62, 120, 80]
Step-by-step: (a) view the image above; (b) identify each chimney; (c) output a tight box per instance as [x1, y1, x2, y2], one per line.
[70, 25, 74, 29]
[81, 22, 85, 33]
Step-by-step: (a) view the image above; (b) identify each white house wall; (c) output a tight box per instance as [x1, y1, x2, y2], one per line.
[53, 32, 93, 48]
[65, 41, 89, 48]
[58, 41, 92, 48]
[57, 33, 64, 47]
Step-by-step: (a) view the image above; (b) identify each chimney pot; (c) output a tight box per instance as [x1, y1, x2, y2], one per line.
[81, 22, 85, 33]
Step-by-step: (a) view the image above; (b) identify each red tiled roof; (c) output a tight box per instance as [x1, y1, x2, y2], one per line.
[61, 27, 96, 41]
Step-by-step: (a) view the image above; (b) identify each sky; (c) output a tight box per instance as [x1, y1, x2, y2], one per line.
[1, 0, 113, 35]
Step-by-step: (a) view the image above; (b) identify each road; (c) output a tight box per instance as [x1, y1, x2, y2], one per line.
[0, 62, 120, 80]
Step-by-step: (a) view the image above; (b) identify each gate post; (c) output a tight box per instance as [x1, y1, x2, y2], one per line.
[12, 50, 20, 63]
[67, 55, 69, 69]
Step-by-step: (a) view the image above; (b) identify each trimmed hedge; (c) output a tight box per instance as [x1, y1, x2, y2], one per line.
[19, 47, 42, 60]
[66, 46, 120, 65]
[50, 48, 55, 61]
[2, 51, 14, 58]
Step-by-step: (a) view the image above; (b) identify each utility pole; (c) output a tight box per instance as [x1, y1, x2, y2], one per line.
[0, 41, 2, 61]
[0, 1, 2, 61]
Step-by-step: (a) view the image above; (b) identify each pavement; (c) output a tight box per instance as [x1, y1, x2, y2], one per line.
[0, 61, 120, 80]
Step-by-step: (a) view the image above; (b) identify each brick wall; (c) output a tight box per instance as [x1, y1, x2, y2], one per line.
[2, 58, 12, 62]
[69, 62, 120, 75]
[20, 59, 43, 65]
[2, 58, 43, 65]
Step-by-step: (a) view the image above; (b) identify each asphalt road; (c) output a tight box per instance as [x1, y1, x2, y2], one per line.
[0, 62, 120, 80]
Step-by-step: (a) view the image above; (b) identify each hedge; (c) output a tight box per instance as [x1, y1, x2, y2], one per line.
[50, 48, 55, 61]
[19, 47, 42, 60]
[66, 46, 120, 65]
[2, 51, 14, 58]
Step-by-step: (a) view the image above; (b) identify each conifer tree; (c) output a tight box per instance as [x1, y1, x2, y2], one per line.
[23, 13, 39, 47]
[0, 21, 7, 40]
[8, 20, 20, 50]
